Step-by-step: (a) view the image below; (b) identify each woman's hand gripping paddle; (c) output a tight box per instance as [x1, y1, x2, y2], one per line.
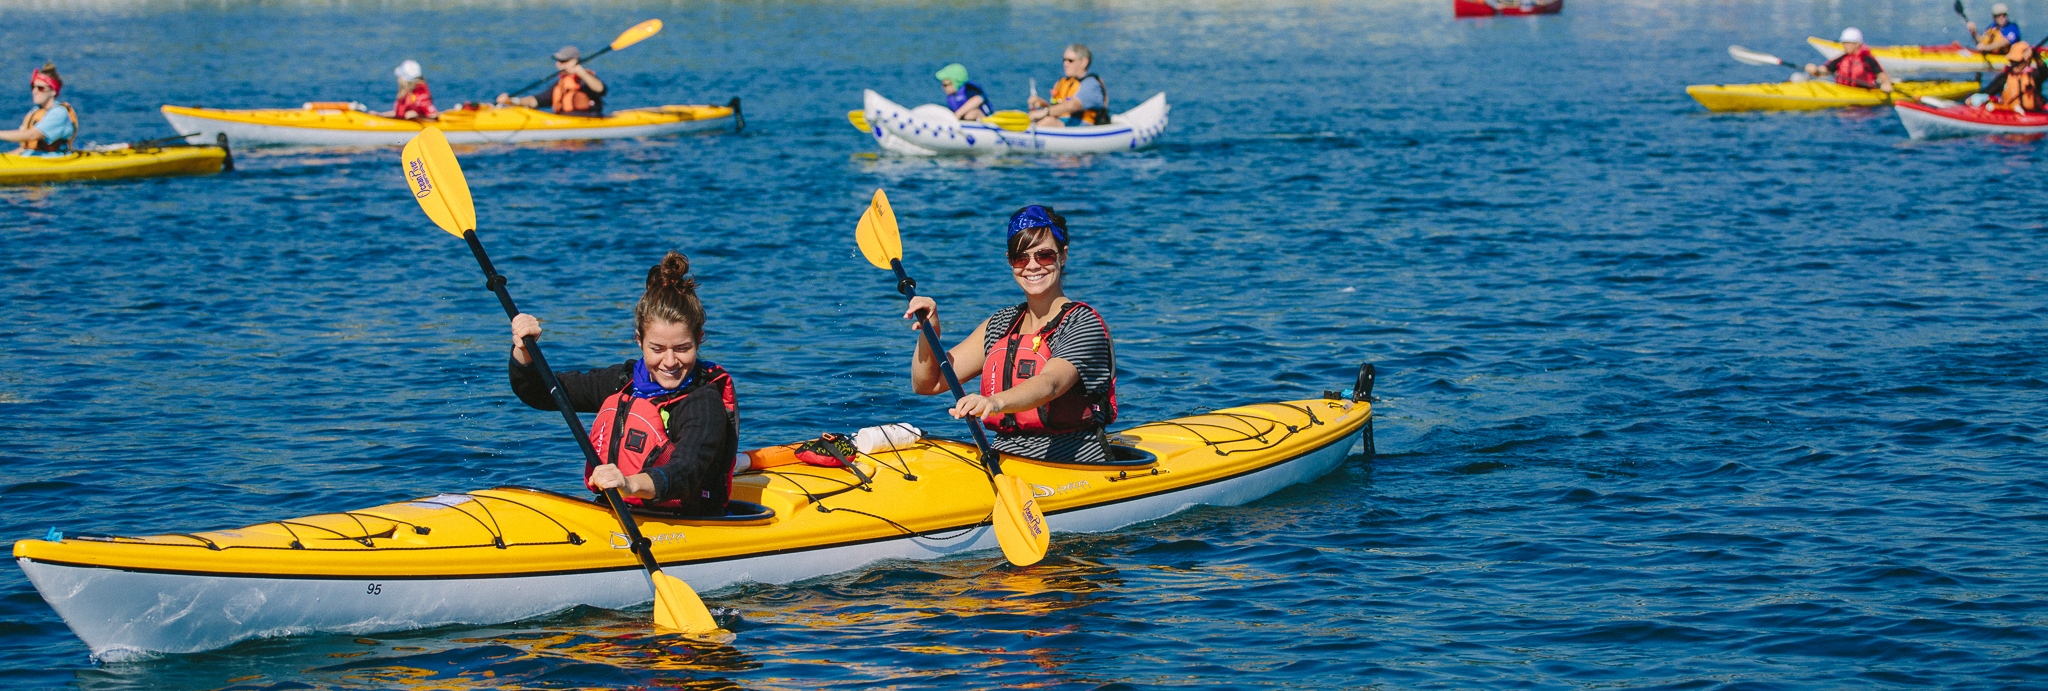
[508, 19, 664, 97]
[399, 127, 719, 634]
[855, 189, 1050, 567]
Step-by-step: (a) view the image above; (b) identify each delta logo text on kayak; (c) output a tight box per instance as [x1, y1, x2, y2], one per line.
[407, 158, 432, 198]
[610, 530, 686, 549]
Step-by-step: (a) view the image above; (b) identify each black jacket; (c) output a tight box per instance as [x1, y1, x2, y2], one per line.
[508, 357, 736, 515]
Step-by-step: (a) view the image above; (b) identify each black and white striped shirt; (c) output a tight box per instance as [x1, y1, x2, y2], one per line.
[981, 301, 1116, 463]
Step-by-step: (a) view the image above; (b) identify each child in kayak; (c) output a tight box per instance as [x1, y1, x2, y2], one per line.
[506, 252, 738, 516]
[1974, 42, 2044, 112]
[0, 63, 77, 156]
[387, 59, 437, 120]
[936, 63, 991, 121]
[1969, 3, 2023, 55]
[1804, 28, 1894, 93]
[902, 205, 1120, 464]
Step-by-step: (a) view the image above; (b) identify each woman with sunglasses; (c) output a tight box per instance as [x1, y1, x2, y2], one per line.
[903, 205, 1120, 464]
[1, 64, 77, 156]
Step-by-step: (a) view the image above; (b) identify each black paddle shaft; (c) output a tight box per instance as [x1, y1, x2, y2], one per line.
[461, 230, 663, 575]
[509, 46, 615, 97]
[891, 259, 1005, 477]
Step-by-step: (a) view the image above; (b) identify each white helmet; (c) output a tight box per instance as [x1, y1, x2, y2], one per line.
[1839, 27, 1865, 43]
[1992, 3, 2010, 15]
[394, 59, 422, 82]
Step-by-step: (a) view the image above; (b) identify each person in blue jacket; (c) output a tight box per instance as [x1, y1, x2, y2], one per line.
[1969, 3, 2023, 54]
[936, 63, 991, 121]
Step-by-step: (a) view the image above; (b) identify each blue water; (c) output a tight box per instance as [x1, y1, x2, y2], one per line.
[5, 0, 2047, 688]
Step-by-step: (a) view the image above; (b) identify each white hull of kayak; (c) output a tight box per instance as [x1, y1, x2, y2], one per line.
[861, 90, 1168, 155]
[19, 431, 1356, 660]
[158, 112, 736, 147]
[1895, 103, 2048, 138]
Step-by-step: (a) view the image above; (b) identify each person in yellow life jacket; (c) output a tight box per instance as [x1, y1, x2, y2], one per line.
[1027, 44, 1110, 128]
[387, 60, 438, 120]
[902, 205, 1121, 464]
[1977, 42, 2045, 113]
[495, 46, 606, 117]
[0, 63, 78, 156]
[505, 252, 739, 516]
[1969, 3, 2023, 54]
[1803, 28, 1894, 93]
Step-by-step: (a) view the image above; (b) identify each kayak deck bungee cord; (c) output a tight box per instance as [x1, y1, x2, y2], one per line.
[15, 382, 1374, 660]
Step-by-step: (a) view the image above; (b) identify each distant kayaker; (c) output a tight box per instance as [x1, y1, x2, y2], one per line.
[1804, 28, 1894, 93]
[0, 63, 77, 156]
[387, 60, 438, 121]
[1969, 3, 2023, 54]
[902, 205, 1120, 464]
[936, 63, 991, 121]
[1027, 44, 1111, 127]
[495, 46, 606, 117]
[1976, 42, 2044, 112]
[506, 252, 738, 516]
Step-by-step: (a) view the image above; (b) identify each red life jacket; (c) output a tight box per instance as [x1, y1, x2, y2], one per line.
[550, 70, 603, 116]
[586, 362, 737, 509]
[980, 301, 1118, 435]
[1833, 47, 1881, 89]
[394, 81, 437, 120]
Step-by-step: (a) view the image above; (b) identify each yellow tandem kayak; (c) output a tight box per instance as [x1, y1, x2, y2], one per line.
[161, 99, 742, 147]
[1808, 37, 2006, 74]
[0, 140, 229, 185]
[15, 378, 1375, 659]
[1686, 79, 1980, 112]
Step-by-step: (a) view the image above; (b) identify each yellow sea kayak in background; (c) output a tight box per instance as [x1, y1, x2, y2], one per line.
[0, 137, 230, 185]
[1808, 37, 2005, 74]
[161, 99, 742, 147]
[1687, 79, 1980, 112]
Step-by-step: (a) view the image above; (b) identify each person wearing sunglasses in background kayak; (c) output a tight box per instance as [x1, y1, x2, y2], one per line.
[0, 63, 77, 156]
[495, 46, 606, 117]
[1969, 3, 2023, 55]
[1804, 28, 1894, 94]
[902, 205, 1121, 465]
[935, 63, 991, 121]
[505, 252, 740, 516]
[1027, 44, 1110, 128]
[386, 59, 438, 121]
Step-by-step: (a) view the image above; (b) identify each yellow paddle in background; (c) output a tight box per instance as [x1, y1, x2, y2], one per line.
[399, 127, 720, 634]
[847, 109, 1033, 133]
[507, 19, 665, 98]
[854, 188, 1050, 567]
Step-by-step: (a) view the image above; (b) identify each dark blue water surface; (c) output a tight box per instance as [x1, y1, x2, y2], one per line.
[6, 0, 2048, 688]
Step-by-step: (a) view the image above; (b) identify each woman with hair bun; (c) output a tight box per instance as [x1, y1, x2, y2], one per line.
[903, 205, 1120, 464]
[506, 251, 738, 516]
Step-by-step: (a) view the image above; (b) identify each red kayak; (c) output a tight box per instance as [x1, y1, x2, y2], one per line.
[1455, 0, 1564, 18]
[1895, 100, 2048, 139]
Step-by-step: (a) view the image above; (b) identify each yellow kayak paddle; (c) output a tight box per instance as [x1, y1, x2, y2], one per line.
[399, 127, 720, 634]
[847, 109, 1034, 134]
[854, 188, 1051, 567]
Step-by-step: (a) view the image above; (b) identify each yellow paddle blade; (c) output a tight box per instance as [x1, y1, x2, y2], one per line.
[847, 109, 872, 133]
[399, 127, 475, 238]
[610, 19, 663, 51]
[649, 570, 720, 633]
[986, 110, 1032, 132]
[854, 188, 902, 270]
[991, 472, 1049, 566]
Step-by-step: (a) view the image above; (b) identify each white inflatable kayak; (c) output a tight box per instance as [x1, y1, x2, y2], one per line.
[859, 89, 1168, 155]
[1895, 99, 2048, 138]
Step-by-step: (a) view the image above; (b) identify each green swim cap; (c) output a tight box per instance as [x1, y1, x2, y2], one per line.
[934, 63, 969, 86]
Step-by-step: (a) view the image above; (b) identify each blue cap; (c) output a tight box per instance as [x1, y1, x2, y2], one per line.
[1006, 205, 1067, 243]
